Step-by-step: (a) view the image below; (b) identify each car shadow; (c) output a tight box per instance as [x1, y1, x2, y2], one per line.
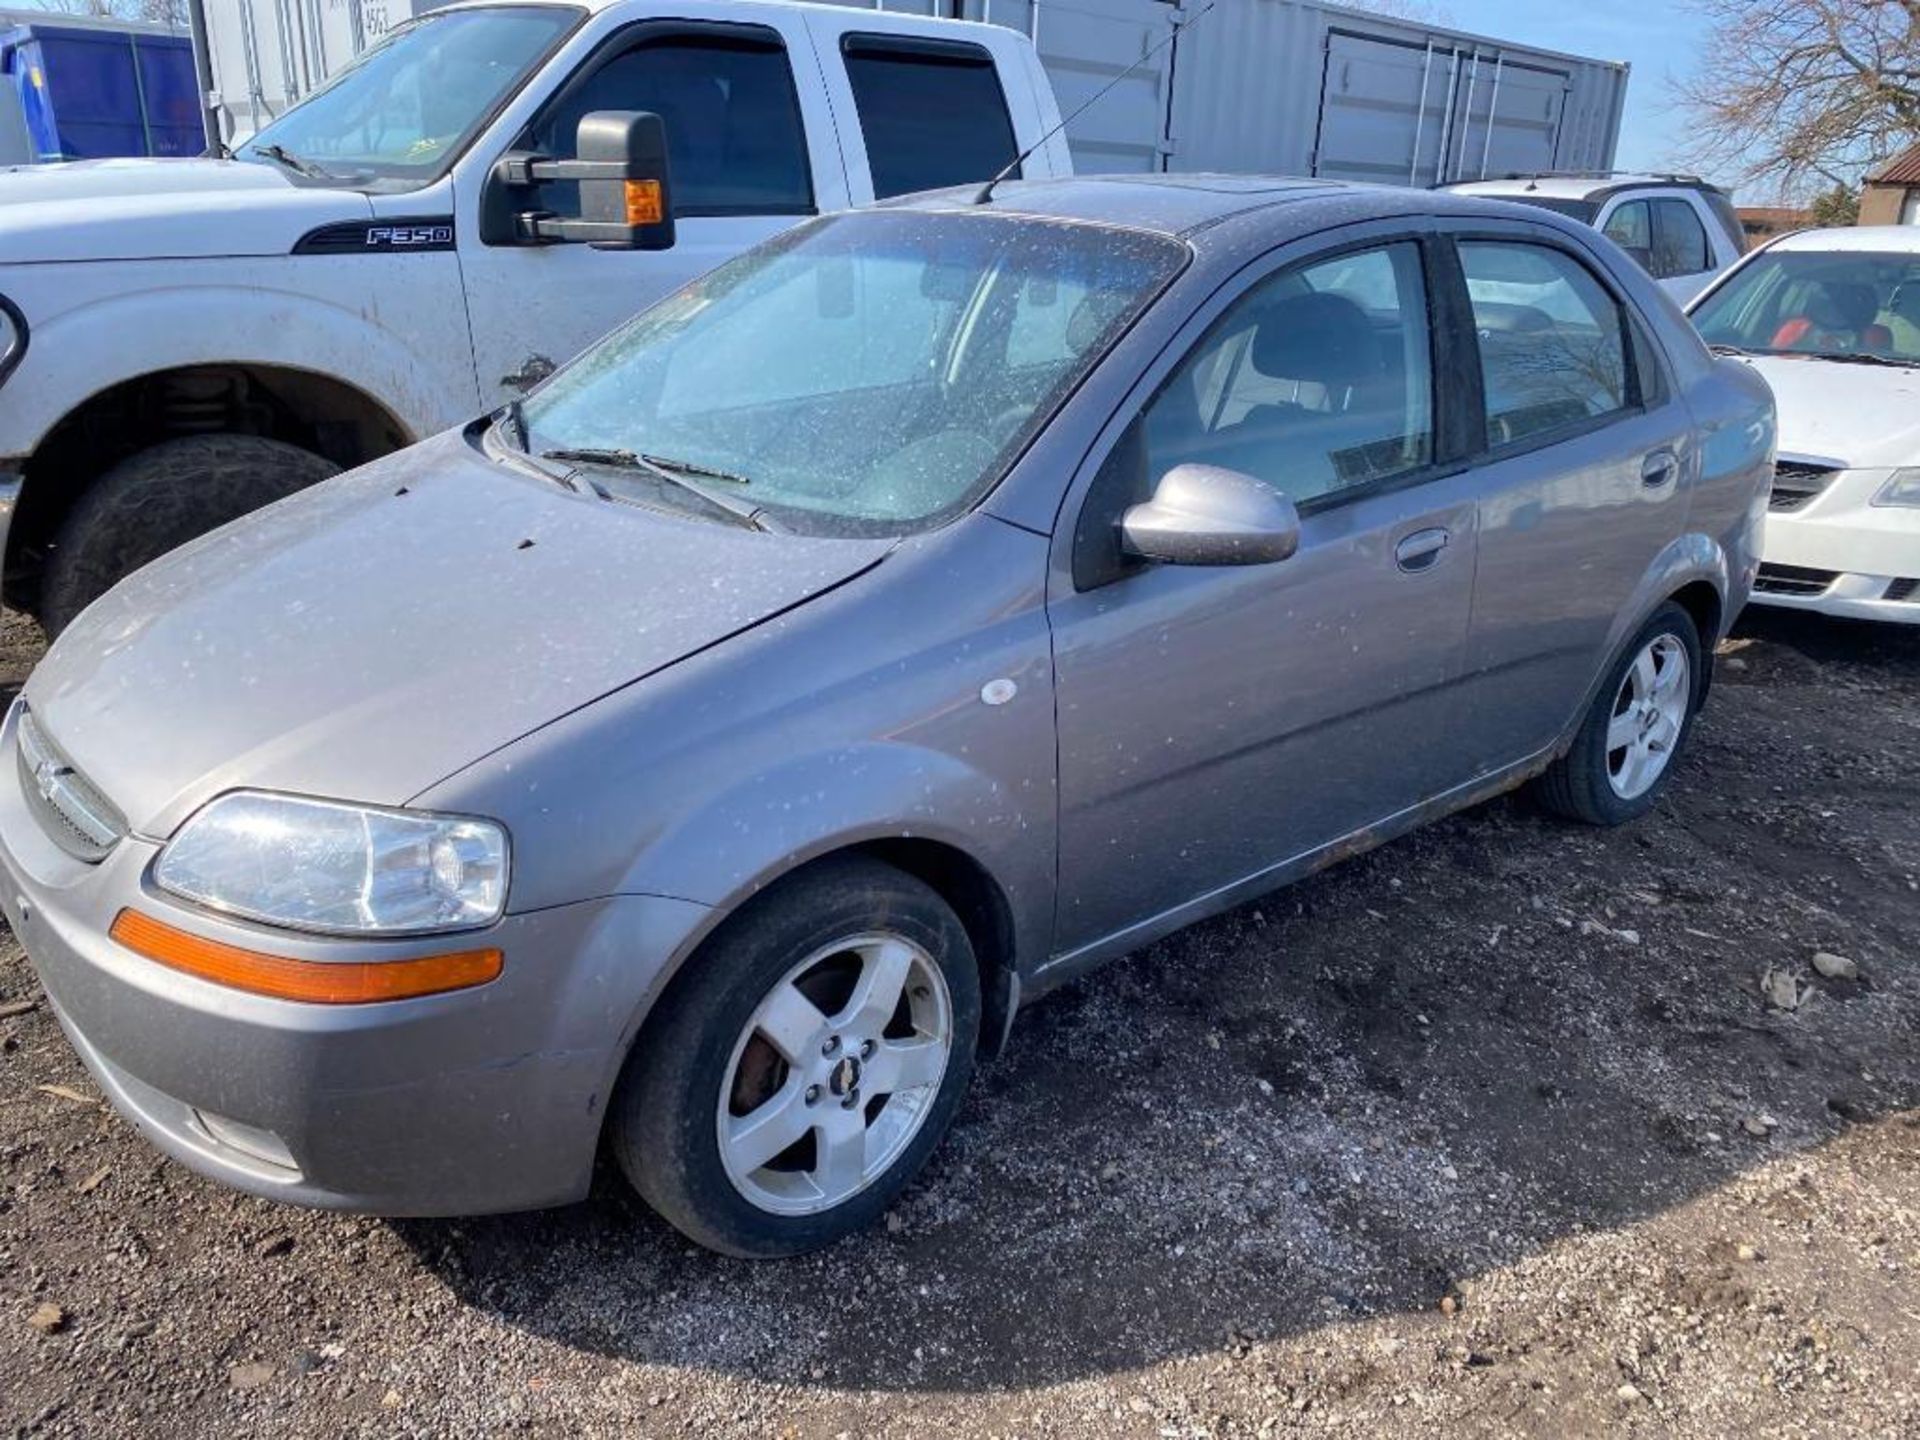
[395, 608, 1920, 1393]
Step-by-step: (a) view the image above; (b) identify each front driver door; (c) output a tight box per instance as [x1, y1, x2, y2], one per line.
[459, 13, 846, 408]
[1047, 233, 1484, 960]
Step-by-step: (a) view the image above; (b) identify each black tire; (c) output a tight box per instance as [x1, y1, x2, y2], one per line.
[610, 856, 981, 1258]
[41, 434, 339, 636]
[1534, 600, 1704, 826]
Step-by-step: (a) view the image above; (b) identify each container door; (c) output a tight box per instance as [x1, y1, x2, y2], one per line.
[1445, 54, 1568, 182]
[991, 0, 1180, 173]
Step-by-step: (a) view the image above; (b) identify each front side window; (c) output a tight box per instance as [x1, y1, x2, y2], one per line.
[1134, 242, 1435, 507]
[526, 31, 812, 216]
[239, 6, 578, 188]
[1601, 200, 1652, 263]
[1690, 250, 1920, 363]
[519, 211, 1187, 535]
[1459, 241, 1632, 445]
[842, 36, 1019, 199]
[1653, 199, 1711, 276]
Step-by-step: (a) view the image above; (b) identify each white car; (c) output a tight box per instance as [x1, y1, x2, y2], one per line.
[1688, 227, 1920, 624]
[1439, 172, 1746, 304]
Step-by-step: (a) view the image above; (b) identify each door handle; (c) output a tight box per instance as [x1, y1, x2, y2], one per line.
[1394, 527, 1450, 572]
[1641, 450, 1681, 488]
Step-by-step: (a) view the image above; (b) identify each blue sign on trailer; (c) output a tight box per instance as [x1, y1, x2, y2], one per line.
[1, 20, 200, 163]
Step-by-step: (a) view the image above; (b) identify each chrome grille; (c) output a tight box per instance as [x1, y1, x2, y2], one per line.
[1768, 460, 1840, 512]
[15, 705, 126, 862]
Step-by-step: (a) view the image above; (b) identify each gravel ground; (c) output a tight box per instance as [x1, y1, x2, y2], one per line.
[2, 605, 1917, 1439]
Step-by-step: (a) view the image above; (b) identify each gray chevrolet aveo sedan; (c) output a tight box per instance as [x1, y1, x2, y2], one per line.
[0, 178, 1772, 1256]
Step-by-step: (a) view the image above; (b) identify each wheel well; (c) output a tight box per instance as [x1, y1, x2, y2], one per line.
[1670, 580, 1723, 648]
[846, 838, 1019, 1040]
[5, 364, 410, 613]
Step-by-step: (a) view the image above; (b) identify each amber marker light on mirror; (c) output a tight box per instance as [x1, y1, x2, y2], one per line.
[109, 910, 503, 1004]
[624, 179, 665, 227]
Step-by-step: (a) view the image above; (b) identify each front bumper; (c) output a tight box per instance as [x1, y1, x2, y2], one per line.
[0, 705, 711, 1216]
[1754, 467, 1920, 624]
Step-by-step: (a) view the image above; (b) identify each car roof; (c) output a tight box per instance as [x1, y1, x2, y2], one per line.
[1763, 225, 1920, 256]
[446, 0, 1010, 35]
[884, 174, 1577, 244]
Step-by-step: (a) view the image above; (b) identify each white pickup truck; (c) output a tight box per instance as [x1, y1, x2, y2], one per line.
[0, 0, 1069, 632]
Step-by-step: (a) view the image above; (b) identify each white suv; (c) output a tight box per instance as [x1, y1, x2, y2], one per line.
[1439, 173, 1746, 304]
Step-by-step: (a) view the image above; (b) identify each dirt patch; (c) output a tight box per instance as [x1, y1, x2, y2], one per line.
[2, 606, 1917, 1437]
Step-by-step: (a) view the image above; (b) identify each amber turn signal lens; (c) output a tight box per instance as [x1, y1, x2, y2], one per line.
[109, 909, 502, 1004]
[623, 178, 664, 226]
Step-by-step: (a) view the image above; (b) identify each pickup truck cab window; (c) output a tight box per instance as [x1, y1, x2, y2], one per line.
[523, 27, 813, 217]
[236, 5, 580, 190]
[840, 34, 1021, 199]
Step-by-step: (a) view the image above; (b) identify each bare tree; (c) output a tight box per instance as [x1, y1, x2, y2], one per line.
[28, 0, 185, 26]
[1678, 0, 1920, 197]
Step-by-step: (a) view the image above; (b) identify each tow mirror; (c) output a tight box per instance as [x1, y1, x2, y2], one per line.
[1120, 464, 1300, 566]
[491, 110, 675, 251]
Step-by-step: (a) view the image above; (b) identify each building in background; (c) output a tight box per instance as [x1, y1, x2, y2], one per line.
[1860, 144, 1920, 226]
[196, 0, 1629, 185]
[1737, 205, 1814, 247]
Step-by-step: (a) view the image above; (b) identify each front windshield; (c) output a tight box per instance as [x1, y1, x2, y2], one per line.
[239, 6, 579, 187]
[519, 210, 1189, 536]
[1691, 249, 1920, 365]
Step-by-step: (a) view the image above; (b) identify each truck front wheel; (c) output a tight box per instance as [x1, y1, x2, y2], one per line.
[40, 434, 340, 636]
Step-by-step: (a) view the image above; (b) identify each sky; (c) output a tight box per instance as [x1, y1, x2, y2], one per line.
[1439, 1, 1711, 180]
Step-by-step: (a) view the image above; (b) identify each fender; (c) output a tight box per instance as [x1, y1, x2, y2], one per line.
[1554, 530, 1729, 755]
[0, 272, 477, 460]
[622, 739, 1051, 981]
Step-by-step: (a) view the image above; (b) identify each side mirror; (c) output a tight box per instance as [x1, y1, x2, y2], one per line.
[1120, 464, 1300, 567]
[491, 110, 675, 251]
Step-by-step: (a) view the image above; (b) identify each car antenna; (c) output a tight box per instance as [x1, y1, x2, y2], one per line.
[971, 0, 1218, 206]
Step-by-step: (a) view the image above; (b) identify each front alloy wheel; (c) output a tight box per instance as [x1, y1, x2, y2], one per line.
[719, 933, 953, 1215]
[611, 856, 980, 1257]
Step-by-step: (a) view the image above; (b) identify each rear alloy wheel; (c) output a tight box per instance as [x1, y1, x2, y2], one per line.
[1534, 600, 1703, 826]
[611, 856, 980, 1257]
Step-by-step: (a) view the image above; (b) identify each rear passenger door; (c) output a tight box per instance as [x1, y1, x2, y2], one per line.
[1439, 223, 1696, 776]
[460, 12, 846, 408]
[1047, 231, 1484, 958]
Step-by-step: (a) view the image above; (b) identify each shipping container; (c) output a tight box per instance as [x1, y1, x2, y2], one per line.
[197, 0, 1628, 183]
[0, 10, 200, 165]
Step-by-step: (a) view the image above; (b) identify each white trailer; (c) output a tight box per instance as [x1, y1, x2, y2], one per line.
[198, 0, 1629, 183]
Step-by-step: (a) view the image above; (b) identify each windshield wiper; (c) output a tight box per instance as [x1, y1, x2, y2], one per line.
[1807, 350, 1918, 368]
[639, 453, 753, 487]
[1707, 342, 1750, 357]
[248, 143, 332, 181]
[538, 447, 770, 531]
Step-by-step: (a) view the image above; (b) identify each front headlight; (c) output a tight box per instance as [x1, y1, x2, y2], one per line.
[154, 791, 509, 936]
[1872, 468, 1920, 508]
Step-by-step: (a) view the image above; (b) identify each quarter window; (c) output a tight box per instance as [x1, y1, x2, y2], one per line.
[527, 33, 813, 216]
[1652, 198, 1712, 276]
[1458, 241, 1632, 446]
[842, 36, 1020, 200]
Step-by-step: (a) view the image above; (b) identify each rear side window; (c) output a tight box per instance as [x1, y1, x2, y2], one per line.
[842, 35, 1019, 199]
[1653, 198, 1712, 276]
[1458, 241, 1632, 447]
[528, 31, 813, 216]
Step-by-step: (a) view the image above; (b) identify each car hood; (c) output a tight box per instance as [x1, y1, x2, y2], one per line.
[1740, 354, 1920, 468]
[0, 158, 370, 263]
[24, 431, 893, 837]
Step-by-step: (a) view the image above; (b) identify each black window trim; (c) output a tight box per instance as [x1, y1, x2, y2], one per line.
[837, 29, 1021, 194]
[1065, 225, 1471, 591]
[489, 16, 817, 235]
[1444, 229, 1665, 464]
